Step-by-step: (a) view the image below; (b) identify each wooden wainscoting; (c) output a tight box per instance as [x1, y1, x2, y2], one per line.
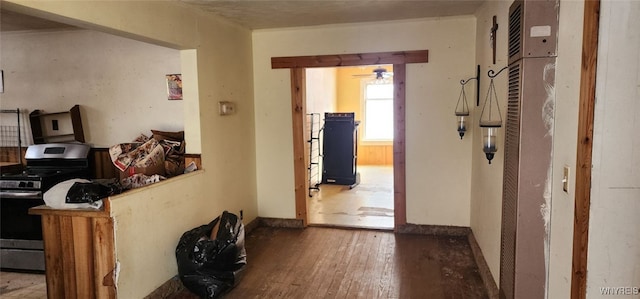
[89, 148, 119, 180]
[184, 153, 202, 170]
[0, 146, 27, 164]
[357, 144, 393, 165]
[89, 148, 202, 179]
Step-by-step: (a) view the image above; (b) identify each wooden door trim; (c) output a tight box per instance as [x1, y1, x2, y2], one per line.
[392, 64, 407, 227]
[273, 50, 428, 229]
[571, 1, 600, 298]
[289, 68, 309, 224]
[272, 50, 428, 69]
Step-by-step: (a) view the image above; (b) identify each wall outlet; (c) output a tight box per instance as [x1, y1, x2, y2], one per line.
[219, 101, 236, 115]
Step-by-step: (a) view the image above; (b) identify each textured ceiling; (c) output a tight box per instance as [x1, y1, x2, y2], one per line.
[182, 0, 485, 29]
[1, 0, 484, 32]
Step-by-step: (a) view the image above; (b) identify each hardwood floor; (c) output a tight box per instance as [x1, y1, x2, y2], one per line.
[0, 271, 46, 298]
[1, 227, 489, 299]
[308, 165, 394, 229]
[172, 226, 489, 299]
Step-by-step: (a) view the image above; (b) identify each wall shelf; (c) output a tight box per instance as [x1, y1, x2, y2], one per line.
[29, 105, 85, 144]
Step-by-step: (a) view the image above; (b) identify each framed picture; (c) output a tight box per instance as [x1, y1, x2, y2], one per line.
[1, 70, 4, 93]
[166, 74, 182, 100]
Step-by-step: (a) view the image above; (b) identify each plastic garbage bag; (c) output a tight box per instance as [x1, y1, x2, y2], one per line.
[176, 211, 246, 298]
[65, 179, 123, 204]
[45, 179, 101, 209]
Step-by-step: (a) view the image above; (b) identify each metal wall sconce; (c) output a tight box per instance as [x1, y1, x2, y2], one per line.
[479, 66, 507, 164]
[455, 65, 480, 139]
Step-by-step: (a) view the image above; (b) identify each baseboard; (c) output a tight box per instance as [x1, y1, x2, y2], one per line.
[144, 276, 184, 299]
[243, 217, 260, 235]
[467, 231, 500, 299]
[395, 223, 471, 236]
[258, 217, 304, 228]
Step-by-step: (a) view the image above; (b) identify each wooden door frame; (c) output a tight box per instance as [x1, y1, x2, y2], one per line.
[271, 50, 428, 230]
[571, 0, 600, 298]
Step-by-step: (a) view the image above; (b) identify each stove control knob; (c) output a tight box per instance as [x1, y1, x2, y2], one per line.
[18, 182, 26, 188]
[26, 182, 34, 188]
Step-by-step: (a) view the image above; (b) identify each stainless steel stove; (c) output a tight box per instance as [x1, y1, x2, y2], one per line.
[0, 143, 90, 272]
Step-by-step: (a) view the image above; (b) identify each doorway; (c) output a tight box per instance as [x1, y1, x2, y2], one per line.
[271, 50, 429, 232]
[306, 65, 395, 229]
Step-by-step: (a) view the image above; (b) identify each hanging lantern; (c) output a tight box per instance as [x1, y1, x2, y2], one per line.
[479, 67, 507, 164]
[455, 84, 470, 139]
[455, 65, 480, 139]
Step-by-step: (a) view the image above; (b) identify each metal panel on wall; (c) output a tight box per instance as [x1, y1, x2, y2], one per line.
[500, 1, 559, 298]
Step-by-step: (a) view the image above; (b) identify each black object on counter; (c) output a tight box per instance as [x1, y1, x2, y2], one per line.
[65, 179, 122, 204]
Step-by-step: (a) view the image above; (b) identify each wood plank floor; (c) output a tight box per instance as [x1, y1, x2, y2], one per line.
[308, 165, 394, 229]
[171, 226, 489, 299]
[0, 271, 46, 298]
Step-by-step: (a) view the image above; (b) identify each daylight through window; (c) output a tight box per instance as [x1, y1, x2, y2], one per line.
[364, 82, 394, 141]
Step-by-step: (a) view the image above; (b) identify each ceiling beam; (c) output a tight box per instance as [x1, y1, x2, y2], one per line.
[271, 50, 428, 69]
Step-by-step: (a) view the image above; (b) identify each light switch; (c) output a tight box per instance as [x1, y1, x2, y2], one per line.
[218, 101, 236, 115]
[562, 166, 570, 193]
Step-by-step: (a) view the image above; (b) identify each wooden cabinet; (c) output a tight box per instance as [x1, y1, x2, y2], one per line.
[30, 105, 85, 144]
[29, 201, 116, 299]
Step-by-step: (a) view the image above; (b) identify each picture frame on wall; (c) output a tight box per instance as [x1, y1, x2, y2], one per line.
[1, 70, 4, 93]
[166, 74, 182, 100]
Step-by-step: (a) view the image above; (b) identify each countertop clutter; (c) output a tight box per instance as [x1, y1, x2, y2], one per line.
[109, 130, 187, 190]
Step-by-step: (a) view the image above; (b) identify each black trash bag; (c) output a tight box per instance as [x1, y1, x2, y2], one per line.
[176, 211, 247, 298]
[65, 179, 123, 204]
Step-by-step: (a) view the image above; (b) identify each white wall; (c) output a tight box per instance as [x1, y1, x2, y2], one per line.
[0, 29, 183, 148]
[471, 2, 587, 297]
[253, 17, 476, 226]
[470, 0, 510, 283]
[2, 1, 257, 298]
[306, 67, 337, 114]
[587, 1, 640, 297]
[548, 0, 585, 297]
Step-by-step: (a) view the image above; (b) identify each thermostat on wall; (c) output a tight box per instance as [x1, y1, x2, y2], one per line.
[219, 101, 236, 115]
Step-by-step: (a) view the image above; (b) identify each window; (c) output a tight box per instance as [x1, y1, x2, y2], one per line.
[363, 82, 393, 140]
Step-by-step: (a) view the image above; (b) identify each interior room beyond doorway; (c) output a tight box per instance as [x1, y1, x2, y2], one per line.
[306, 65, 394, 230]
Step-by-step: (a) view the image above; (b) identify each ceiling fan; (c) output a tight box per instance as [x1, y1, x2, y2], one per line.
[352, 66, 393, 79]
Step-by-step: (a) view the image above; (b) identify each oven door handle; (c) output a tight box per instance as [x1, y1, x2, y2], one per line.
[0, 190, 43, 199]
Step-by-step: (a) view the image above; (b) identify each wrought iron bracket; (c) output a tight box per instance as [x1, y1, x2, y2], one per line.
[488, 66, 509, 79]
[460, 65, 481, 106]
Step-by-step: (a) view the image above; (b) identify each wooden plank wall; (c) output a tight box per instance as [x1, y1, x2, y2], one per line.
[89, 148, 119, 180]
[0, 146, 27, 165]
[31, 206, 116, 299]
[358, 145, 393, 165]
[0, 147, 202, 179]
[90, 148, 202, 180]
